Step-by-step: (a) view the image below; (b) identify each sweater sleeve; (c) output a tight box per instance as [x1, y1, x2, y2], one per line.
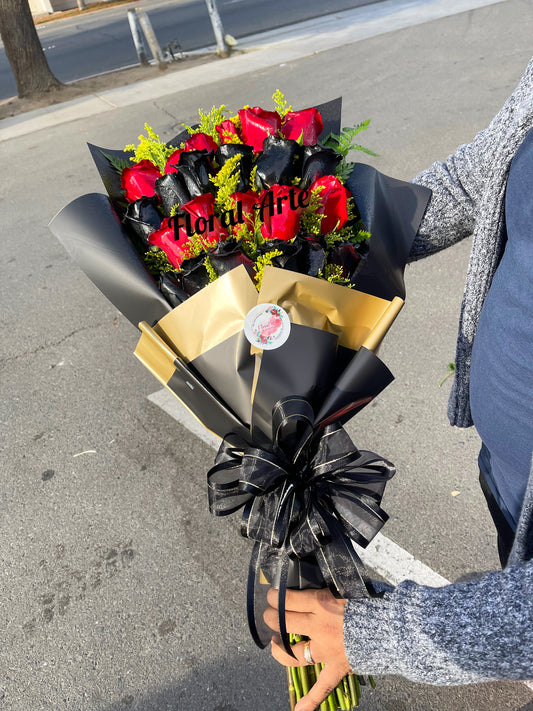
[409, 57, 533, 262]
[343, 560, 533, 685]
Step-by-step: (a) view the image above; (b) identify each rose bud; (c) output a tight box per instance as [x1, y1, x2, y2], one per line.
[238, 106, 281, 152]
[259, 238, 300, 271]
[259, 185, 305, 242]
[294, 233, 326, 277]
[329, 242, 363, 281]
[178, 150, 214, 195]
[208, 239, 256, 279]
[228, 190, 258, 237]
[310, 175, 351, 233]
[159, 272, 190, 307]
[181, 193, 228, 246]
[300, 147, 342, 189]
[123, 196, 162, 248]
[148, 217, 191, 269]
[183, 132, 219, 153]
[215, 119, 242, 144]
[173, 253, 212, 296]
[254, 136, 301, 189]
[164, 148, 185, 174]
[155, 172, 191, 215]
[121, 160, 161, 202]
[215, 143, 254, 192]
[280, 108, 324, 145]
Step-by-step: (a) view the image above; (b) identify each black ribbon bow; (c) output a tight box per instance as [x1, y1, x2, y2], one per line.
[207, 396, 395, 657]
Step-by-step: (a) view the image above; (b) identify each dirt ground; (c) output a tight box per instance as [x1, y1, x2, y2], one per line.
[0, 51, 220, 121]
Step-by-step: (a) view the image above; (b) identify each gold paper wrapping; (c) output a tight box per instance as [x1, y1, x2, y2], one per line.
[135, 321, 178, 385]
[153, 265, 257, 362]
[257, 267, 398, 351]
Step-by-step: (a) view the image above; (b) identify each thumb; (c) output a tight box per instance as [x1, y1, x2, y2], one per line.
[294, 664, 345, 711]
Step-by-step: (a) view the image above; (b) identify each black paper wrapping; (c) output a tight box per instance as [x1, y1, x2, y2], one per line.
[50, 193, 171, 327]
[49, 97, 432, 656]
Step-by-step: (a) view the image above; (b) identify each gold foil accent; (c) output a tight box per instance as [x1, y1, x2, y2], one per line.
[154, 265, 258, 362]
[134, 321, 223, 441]
[361, 296, 404, 352]
[135, 321, 178, 384]
[259, 569, 270, 585]
[257, 267, 402, 352]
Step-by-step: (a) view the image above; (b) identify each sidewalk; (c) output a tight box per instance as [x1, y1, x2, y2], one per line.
[0, 0, 506, 142]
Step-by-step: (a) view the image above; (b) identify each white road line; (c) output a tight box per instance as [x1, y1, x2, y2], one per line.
[148, 387, 451, 588]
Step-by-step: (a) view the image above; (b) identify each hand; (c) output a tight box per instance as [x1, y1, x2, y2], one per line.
[263, 587, 352, 711]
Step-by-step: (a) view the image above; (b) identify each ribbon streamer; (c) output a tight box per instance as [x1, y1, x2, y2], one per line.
[208, 396, 395, 657]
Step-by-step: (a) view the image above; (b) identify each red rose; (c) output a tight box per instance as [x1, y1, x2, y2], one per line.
[238, 107, 281, 152]
[215, 119, 242, 144]
[121, 160, 161, 202]
[164, 149, 184, 174]
[148, 218, 191, 269]
[181, 193, 228, 246]
[229, 190, 258, 236]
[183, 132, 219, 153]
[310, 175, 351, 233]
[259, 185, 305, 241]
[280, 108, 324, 145]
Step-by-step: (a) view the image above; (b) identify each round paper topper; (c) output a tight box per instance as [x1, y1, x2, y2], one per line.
[244, 303, 291, 350]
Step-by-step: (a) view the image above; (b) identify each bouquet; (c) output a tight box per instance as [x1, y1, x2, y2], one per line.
[50, 92, 430, 710]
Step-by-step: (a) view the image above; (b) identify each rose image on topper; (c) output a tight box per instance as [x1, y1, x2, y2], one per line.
[245, 303, 291, 350]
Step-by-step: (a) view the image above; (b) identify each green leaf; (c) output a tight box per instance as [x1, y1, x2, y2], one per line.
[439, 362, 456, 387]
[100, 150, 131, 175]
[322, 120, 377, 158]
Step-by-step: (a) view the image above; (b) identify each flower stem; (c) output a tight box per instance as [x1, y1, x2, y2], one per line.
[287, 667, 297, 711]
[369, 675, 376, 689]
[335, 684, 348, 710]
[291, 666, 302, 701]
[348, 674, 359, 707]
[300, 665, 311, 696]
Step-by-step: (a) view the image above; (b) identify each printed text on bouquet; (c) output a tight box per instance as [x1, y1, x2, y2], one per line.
[174, 187, 310, 238]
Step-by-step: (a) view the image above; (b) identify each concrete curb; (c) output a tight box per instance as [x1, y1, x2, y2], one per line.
[0, 0, 507, 141]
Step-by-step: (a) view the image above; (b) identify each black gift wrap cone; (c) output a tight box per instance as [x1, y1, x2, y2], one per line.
[49, 193, 171, 328]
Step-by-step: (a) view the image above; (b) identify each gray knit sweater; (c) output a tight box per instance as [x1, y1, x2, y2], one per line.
[343, 59, 533, 684]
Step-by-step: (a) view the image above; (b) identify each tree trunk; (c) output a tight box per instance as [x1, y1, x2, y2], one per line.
[0, 0, 62, 99]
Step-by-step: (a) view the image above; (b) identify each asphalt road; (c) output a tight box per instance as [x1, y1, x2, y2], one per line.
[1, 0, 533, 709]
[0, 0, 383, 100]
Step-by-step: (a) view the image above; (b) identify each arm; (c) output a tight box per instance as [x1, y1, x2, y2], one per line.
[344, 559, 533, 685]
[265, 560, 533, 710]
[409, 57, 533, 261]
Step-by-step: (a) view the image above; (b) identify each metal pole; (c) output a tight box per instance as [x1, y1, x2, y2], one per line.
[137, 9, 167, 70]
[204, 0, 228, 58]
[128, 9, 149, 66]
[76, 0, 86, 9]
